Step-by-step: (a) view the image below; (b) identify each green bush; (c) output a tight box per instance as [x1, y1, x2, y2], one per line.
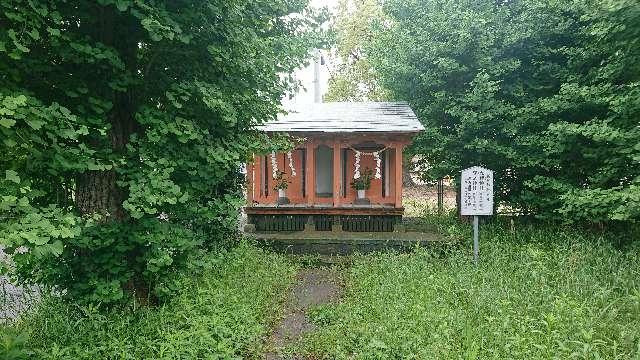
[9, 218, 213, 305]
[0, 0, 325, 304]
[303, 221, 640, 359]
[0, 242, 297, 359]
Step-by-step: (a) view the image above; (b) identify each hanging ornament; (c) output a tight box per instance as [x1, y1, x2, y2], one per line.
[354, 150, 361, 179]
[374, 151, 382, 179]
[270, 151, 278, 179]
[287, 151, 296, 177]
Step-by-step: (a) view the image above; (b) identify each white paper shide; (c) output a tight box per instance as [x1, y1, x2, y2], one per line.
[461, 166, 494, 216]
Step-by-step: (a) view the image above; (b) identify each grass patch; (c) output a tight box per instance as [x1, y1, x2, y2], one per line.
[303, 219, 640, 359]
[1, 241, 297, 359]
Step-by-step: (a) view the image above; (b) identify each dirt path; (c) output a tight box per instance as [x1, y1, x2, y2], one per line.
[265, 267, 343, 359]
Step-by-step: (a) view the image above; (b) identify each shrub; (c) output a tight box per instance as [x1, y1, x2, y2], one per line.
[0, 242, 297, 359]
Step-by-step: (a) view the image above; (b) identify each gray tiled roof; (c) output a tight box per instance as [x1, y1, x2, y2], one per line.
[259, 102, 424, 133]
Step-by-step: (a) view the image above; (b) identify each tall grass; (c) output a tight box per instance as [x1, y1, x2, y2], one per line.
[303, 217, 640, 359]
[1, 241, 297, 359]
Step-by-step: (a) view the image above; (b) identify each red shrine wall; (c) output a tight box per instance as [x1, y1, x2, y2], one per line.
[248, 136, 411, 209]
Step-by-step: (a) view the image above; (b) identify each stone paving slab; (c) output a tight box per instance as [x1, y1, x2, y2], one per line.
[0, 247, 42, 323]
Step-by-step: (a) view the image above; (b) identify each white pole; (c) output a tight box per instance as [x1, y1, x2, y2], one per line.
[313, 50, 321, 103]
[473, 215, 479, 264]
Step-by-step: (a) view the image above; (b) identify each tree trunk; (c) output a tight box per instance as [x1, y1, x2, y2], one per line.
[74, 96, 136, 221]
[74, 5, 148, 303]
[402, 154, 415, 187]
[74, 7, 138, 220]
[75, 170, 125, 220]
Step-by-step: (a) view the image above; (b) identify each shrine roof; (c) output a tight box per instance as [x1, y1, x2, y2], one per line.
[259, 102, 424, 133]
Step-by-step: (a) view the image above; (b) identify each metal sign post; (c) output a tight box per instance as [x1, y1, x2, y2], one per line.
[437, 178, 444, 213]
[473, 215, 479, 263]
[460, 166, 494, 264]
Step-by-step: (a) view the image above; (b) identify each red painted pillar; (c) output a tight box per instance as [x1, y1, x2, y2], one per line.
[246, 156, 254, 205]
[254, 155, 262, 200]
[306, 140, 315, 206]
[333, 139, 342, 207]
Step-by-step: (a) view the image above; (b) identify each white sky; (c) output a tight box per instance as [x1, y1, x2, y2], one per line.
[282, 0, 340, 108]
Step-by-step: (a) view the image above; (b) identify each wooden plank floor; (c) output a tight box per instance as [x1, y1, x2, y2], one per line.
[245, 204, 404, 215]
[251, 203, 395, 208]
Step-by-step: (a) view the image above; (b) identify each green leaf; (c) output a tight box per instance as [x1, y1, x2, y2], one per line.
[24, 231, 50, 246]
[5, 170, 20, 184]
[17, 197, 29, 207]
[3, 138, 16, 147]
[50, 240, 64, 256]
[28, 29, 40, 40]
[77, 125, 90, 135]
[13, 41, 30, 53]
[26, 118, 45, 130]
[0, 118, 16, 128]
[116, 0, 131, 11]
[46, 27, 61, 36]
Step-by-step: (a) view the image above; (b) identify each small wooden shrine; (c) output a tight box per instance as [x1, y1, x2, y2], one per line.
[245, 102, 423, 233]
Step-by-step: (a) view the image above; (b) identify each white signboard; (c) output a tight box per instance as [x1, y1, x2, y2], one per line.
[461, 166, 494, 216]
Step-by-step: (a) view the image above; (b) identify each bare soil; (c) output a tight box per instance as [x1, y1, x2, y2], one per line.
[265, 268, 343, 359]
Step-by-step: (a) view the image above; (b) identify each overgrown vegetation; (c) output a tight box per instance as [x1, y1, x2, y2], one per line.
[1, 242, 297, 359]
[0, 0, 325, 304]
[352, 0, 640, 221]
[302, 214, 640, 359]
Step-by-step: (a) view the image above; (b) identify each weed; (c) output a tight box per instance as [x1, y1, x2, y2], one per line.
[302, 218, 640, 359]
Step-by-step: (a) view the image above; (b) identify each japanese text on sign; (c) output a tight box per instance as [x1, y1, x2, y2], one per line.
[461, 166, 494, 216]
